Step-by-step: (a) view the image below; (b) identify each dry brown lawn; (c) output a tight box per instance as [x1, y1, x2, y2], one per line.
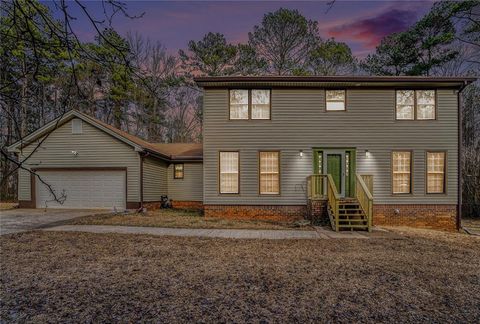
[69, 208, 310, 230]
[0, 202, 17, 210]
[1, 228, 479, 323]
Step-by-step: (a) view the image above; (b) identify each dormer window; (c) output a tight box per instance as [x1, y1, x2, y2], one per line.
[229, 89, 270, 120]
[72, 119, 82, 134]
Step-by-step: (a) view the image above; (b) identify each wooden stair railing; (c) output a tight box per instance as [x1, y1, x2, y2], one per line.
[355, 174, 373, 232]
[307, 174, 372, 232]
[326, 174, 341, 231]
[307, 174, 327, 199]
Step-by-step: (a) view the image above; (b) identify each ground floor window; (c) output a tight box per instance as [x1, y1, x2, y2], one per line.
[392, 151, 412, 194]
[219, 151, 239, 194]
[259, 151, 280, 195]
[173, 163, 184, 179]
[427, 151, 446, 194]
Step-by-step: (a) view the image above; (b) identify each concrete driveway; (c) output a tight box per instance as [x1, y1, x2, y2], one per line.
[0, 209, 103, 235]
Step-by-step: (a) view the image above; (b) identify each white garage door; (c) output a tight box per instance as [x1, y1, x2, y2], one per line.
[36, 170, 126, 209]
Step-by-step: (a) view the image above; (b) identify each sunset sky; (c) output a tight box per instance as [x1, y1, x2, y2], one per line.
[60, 1, 435, 57]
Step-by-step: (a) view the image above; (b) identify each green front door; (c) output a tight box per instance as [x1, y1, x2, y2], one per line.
[327, 154, 342, 193]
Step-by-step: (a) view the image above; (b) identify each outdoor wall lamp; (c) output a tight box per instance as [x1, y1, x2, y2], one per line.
[365, 150, 371, 158]
[71, 150, 79, 156]
[299, 150, 303, 158]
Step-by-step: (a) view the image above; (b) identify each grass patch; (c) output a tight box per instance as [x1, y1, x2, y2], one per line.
[0, 202, 17, 210]
[0, 229, 479, 322]
[69, 208, 310, 230]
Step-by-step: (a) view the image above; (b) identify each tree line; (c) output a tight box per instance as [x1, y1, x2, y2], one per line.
[0, 0, 479, 216]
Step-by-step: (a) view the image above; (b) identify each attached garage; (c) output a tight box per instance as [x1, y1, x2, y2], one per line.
[8, 109, 203, 210]
[35, 169, 126, 209]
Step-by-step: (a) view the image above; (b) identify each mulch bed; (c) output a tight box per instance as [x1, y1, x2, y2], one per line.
[1, 229, 479, 322]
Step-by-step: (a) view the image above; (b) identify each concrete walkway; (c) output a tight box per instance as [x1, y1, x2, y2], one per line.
[44, 224, 370, 240]
[0, 209, 104, 235]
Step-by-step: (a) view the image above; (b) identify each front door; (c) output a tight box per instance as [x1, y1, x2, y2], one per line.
[324, 150, 346, 197]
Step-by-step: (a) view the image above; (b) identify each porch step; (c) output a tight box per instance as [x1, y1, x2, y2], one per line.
[338, 215, 366, 220]
[338, 224, 369, 230]
[339, 209, 363, 213]
[329, 198, 369, 231]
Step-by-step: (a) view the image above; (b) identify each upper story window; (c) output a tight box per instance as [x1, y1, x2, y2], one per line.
[326, 90, 346, 111]
[229, 89, 270, 120]
[219, 151, 239, 194]
[230, 90, 249, 119]
[173, 163, 184, 179]
[392, 151, 412, 194]
[71, 119, 82, 134]
[396, 90, 435, 120]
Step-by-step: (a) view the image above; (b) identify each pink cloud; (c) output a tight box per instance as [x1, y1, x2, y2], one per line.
[327, 8, 419, 49]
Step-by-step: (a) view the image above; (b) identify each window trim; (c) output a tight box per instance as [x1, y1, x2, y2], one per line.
[425, 150, 447, 195]
[325, 89, 347, 112]
[395, 89, 437, 121]
[173, 163, 184, 179]
[218, 151, 240, 195]
[258, 150, 281, 196]
[228, 89, 271, 120]
[391, 150, 413, 195]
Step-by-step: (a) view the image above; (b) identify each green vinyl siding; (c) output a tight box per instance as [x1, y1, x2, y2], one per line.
[203, 88, 458, 205]
[143, 157, 168, 202]
[18, 119, 141, 202]
[167, 162, 203, 202]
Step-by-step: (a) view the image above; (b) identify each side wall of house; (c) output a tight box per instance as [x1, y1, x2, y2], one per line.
[143, 157, 168, 202]
[203, 88, 458, 225]
[18, 118, 141, 206]
[167, 162, 203, 203]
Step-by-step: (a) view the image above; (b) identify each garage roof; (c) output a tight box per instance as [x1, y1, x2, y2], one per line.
[7, 110, 203, 162]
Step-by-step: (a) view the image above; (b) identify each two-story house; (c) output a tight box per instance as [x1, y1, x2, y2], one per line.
[8, 76, 475, 231]
[195, 76, 475, 231]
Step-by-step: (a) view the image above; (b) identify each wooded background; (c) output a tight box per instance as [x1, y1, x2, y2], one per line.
[1, 0, 478, 216]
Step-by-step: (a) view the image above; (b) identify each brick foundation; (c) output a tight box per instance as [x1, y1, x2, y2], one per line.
[126, 202, 141, 209]
[143, 201, 161, 210]
[306, 199, 328, 225]
[18, 200, 35, 208]
[373, 204, 457, 231]
[171, 200, 204, 211]
[204, 205, 306, 222]
[143, 201, 204, 211]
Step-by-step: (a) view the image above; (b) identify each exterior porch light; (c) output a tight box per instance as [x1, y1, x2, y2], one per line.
[365, 150, 371, 158]
[299, 150, 303, 158]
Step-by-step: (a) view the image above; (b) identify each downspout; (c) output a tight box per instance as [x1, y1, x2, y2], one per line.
[457, 81, 468, 231]
[138, 151, 150, 212]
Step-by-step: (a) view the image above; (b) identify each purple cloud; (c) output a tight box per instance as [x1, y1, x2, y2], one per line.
[328, 8, 420, 50]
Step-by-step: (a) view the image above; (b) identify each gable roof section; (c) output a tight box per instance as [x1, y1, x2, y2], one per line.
[7, 110, 202, 162]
